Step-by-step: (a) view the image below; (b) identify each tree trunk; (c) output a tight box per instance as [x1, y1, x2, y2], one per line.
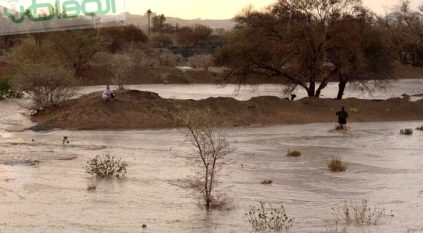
[148, 15, 151, 37]
[307, 81, 316, 97]
[315, 79, 328, 97]
[337, 79, 348, 100]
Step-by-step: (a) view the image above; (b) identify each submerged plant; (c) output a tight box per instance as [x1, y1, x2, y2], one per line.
[261, 180, 273, 185]
[287, 150, 302, 157]
[328, 158, 347, 172]
[174, 109, 231, 210]
[246, 202, 294, 232]
[349, 107, 359, 113]
[400, 129, 413, 135]
[331, 200, 386, 227]
[416, 126, 423, 131]
[85, 154, 127, 178]
[87, 184, 97, 191]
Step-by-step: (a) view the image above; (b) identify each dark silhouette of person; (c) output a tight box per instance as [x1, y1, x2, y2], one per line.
[336, 107, 349, 130]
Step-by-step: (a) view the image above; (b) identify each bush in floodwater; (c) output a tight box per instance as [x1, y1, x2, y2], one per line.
[261, 180, 273, 185]
[176, 109, 232, 210]
[328, 158, 347, 172]
[85, 154, 127, 178]
[331, 200, 386, 226]
[349, 107, 359, 113]
[0, 78, 22, 100]
[246, 202, 294, 232]
[287, 150, 302, 157]
[400, 129, 413, 135]
[416, 126, 423, 131]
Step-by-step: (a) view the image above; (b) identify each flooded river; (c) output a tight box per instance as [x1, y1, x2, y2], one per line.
[0, 82, 422, 233]
[78, 79, 423, 101]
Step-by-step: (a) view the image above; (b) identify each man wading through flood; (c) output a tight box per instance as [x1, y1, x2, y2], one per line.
[336, 107, 349, 130]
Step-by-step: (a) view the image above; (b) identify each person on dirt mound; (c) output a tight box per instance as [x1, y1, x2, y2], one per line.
[102, 85, 115, 102]
[336, 107, 349, 130]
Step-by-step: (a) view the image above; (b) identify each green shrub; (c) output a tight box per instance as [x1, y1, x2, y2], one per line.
[85, 154, 127, 178]
[328, 158, 347, 172]
[400, 129, 413, 135]
[246, 202, 294, 232]
[287, 150, 302, 157]
[0, 78, 22, 100]
[151, 34, 173, 48]
[349, 107, 359, 113]
[261, 180, 273, 185]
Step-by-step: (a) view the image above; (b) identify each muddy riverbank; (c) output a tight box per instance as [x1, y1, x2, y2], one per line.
[31, 90, 423, 131]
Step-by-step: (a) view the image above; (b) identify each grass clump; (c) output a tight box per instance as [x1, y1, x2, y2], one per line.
[328, 158, 347, 172]
[261, 180, 273, 185]
[349, 107, 359, 113]
[287, 150, 302, 157]
[87, 184, 97, 191]
[332, 200, 386, 226]
[416, 126, 423, 131]
[400, 129, 413, 135]
[246, 202, 294, 232]
[85, 154, 127, 178]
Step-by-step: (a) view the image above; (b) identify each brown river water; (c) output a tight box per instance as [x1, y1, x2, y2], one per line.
[0, 82, 422, 233]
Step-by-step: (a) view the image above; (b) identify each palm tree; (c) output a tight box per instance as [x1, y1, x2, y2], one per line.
[146, 9, 152, 37]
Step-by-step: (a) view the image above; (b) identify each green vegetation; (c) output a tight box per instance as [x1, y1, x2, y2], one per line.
[416, 126, 423, 131]
[14, 64, 78, 110]
[400, 129, 414, 135]
[85, 154, 128, 178]
[328, 158, 347, 172]
[0, 77, 22, 100]
[349, 108, 359, 113]
[246, 202, 294, 232]
[151, 33, 174, 48]
[287, 150, 302, 158]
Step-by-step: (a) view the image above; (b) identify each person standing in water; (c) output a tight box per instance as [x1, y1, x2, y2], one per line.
[336, 107, 349, 130]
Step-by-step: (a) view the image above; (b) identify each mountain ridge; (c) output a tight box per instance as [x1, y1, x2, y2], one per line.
[124, 13, 235, 30]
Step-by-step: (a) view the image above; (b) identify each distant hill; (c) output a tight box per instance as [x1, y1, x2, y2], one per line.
[124, 13, 235, 31]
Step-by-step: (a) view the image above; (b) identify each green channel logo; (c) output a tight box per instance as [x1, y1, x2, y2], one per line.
[2, 0, 117, 23]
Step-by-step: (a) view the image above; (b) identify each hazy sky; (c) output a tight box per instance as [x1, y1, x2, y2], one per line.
[125, 0, 421, 19]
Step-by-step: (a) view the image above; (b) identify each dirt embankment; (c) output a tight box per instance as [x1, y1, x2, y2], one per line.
[31, 90, 423, 131]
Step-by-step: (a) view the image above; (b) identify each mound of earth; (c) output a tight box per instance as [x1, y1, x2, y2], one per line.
[31, 90, 423, 131]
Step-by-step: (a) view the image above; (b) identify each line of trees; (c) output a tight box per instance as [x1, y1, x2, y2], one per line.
[386, 1, 423, 67]
[0, 25, 149, 109]
[148, 13, 214, 48]
[215, 0, 422, 99]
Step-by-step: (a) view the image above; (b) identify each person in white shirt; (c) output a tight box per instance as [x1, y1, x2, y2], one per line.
[102, 85, 115, 102]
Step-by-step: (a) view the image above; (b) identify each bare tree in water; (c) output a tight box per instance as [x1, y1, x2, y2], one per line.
[175, 109, 231, 210]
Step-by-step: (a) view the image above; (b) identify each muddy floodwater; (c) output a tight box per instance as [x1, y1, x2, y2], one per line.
[78, 79, 423, 101]
[0, 81, 423, 232]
